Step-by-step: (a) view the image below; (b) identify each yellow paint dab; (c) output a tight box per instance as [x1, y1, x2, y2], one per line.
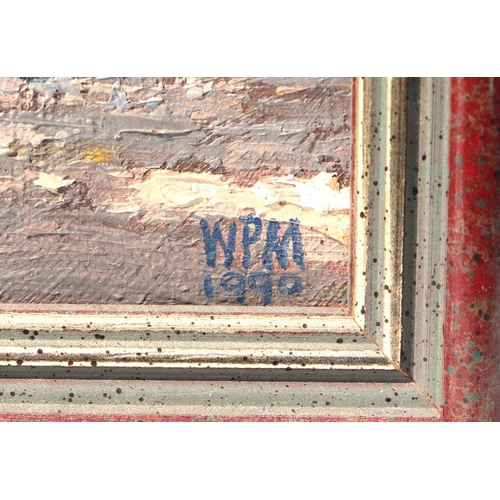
[8, 144, 28, 154]
[85, 147, 115, 163]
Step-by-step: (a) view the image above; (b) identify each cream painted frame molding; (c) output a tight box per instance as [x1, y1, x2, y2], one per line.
[0, 78, 449, 420]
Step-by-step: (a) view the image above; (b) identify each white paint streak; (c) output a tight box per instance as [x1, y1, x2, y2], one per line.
[182, 78, 214, 100]
[34, 172, 75, 194]
[127, 170, 350, 244]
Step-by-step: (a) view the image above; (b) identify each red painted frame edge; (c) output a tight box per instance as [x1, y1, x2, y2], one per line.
[444, 77, 500, 421]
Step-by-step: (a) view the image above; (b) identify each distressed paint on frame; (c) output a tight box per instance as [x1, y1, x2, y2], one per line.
[444, 77, 500, 421]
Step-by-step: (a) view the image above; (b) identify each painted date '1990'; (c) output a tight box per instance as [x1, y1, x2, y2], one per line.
[204, 272, 303, 305]
[200, 217, 305, 305]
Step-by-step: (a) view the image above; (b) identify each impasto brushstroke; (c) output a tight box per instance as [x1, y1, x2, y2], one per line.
[0, 77, 351, 307]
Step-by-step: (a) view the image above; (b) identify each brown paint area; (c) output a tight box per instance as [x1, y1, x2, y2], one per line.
[0, 77, 351, 307]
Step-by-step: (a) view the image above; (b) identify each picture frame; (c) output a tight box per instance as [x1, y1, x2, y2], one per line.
[0, 77, 497, 421]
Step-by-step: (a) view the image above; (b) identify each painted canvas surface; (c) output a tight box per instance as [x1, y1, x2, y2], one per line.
[0, 77, 351, 307]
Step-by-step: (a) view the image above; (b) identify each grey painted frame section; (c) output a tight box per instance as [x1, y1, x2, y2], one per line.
[0, 78, 449, 419]
[352, 77, 408, 363]
[401, 78, 450, 406]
